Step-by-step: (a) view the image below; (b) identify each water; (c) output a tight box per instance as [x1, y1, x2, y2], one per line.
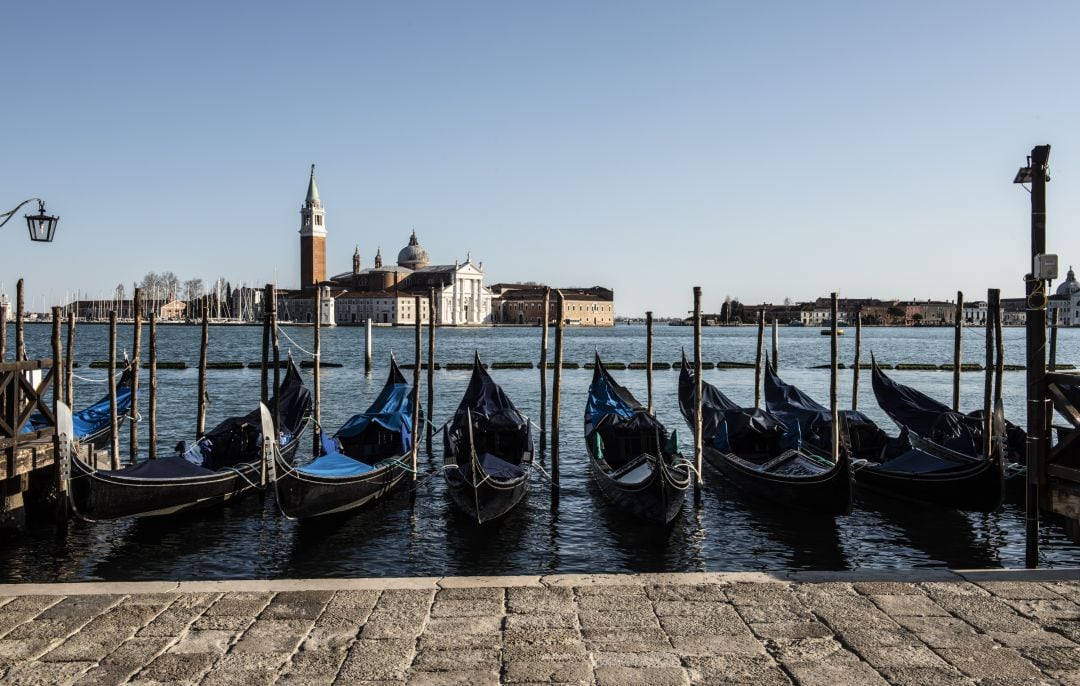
[2, 322, 1078, 582]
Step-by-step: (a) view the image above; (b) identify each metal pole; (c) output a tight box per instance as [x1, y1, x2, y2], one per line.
[109, 310, 119, 469]
[539, 287, 550, 450]
[427, 288, 435, 456]
[129, 288, 141, 462]
[149, 313, 157, 459]
[646, 311, 654, 415]
[197, 301, 209, 438]
[953, 291, 964, 411]
[830, 293, 839, 463]
[1024, 144, 1051, 569]
[693, 287, 703, 494]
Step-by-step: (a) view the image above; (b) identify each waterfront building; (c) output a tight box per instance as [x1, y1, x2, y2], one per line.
[63, 298, 187, 321]
[490, 284, 615, 326]
[963, 301, 989, 326]
[1050, 266, 1080, 326]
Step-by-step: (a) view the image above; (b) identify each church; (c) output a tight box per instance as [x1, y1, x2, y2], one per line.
[284, 166, 493, 326]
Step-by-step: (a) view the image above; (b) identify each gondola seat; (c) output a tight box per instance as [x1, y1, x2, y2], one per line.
[609, 454, 653, 485]
[477, 453, 525, 480]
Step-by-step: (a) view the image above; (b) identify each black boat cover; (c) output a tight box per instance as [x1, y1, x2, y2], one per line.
[587, 358, 677, 462]
[764, 364, 885, 455]
[870, 361, 1025, 460]
[110, 455, 217, 479]
[446, 354, 532, 469]
[678, 354, 796, 454]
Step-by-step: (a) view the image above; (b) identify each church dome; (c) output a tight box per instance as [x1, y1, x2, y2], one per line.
[1057, 266, 1079, 296]
[397, 231, 429, 269]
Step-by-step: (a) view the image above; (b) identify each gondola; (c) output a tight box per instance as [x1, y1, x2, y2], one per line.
[67, 359, 312, 521]
[271, 356, 415, 519]
[765, 364, 1004, 512]
[27, 364, 135, 449]
[677, 354, 852, 515]
[585, 354, 691, 524]
[870, 358, 1026, 464]
[443, 353, 534, 523]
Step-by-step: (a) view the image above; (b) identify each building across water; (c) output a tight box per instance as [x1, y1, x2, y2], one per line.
[490, 284, 615, 326]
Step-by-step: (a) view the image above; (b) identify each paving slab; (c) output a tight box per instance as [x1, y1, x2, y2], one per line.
[0, 569, 1073, 685]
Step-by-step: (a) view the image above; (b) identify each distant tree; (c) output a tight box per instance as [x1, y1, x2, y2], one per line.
[115, 283, 125, 302]
[160, 272, 180, 302]
[183, 278, 204, 303]
[912, 313, 923, 325]
[783, 297, 793, 306]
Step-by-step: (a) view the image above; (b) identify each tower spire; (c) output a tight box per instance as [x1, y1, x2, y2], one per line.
[306, 164, 320, 207]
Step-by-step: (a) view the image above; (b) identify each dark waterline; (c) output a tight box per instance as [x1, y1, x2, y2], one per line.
[2, 323, 1078, 582]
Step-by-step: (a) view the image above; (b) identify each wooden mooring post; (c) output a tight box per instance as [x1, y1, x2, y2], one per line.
[16, 279, 25, 361]
[754, 309, 764, 408]
[539, 287, 550, 451]
[149, 313, 157, 459]
[0, 302, 6, 362]
[364, 318, 372, 375]
[197, 301, 209, 439]
[771, 318, 778, 372]
[551, 291, 564, 485]
[108, 310, 119, 469]
[693, 287, 703, 496]
[646, 311, 654, 415]
[65, 311, 74, 406]
[953, 291, 964, 411]
[129, 288, 141, 462]
[852, 311, 862, 411]
[313, 288, 322, 455]
[427, 288, 435, 456]
[271, 287, 281, 433]
[983, 288, 997, 459]
[994, 293, 1004, 410]
[412, 296, 421, 479]
[261, 284, 272, 408]
[51, 306, 67, 523]
[830, 293, 839, 464]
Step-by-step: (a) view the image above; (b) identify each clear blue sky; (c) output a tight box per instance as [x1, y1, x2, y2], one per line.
[3, 1, 1078, 317]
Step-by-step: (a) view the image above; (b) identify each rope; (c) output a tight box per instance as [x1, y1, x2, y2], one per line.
[277, 326, 318, 358]
[221, 464, 263, 491]
[411, 463, 457, 490]
[671, 458, 700, 487]
[72, 373, 109, 383]
[531, 460, 558, 488]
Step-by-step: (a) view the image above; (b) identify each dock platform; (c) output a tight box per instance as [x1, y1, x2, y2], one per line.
[0, 569, 1076, 685]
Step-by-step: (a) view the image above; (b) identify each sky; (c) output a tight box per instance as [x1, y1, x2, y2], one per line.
[2, 1, 1078, 317]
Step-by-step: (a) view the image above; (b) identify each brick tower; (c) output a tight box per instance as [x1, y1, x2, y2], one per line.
[299, 164, 326, 291]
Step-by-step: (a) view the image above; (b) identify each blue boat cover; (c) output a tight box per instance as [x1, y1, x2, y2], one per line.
[336, 370, 414, 455]
[586, 368, 638, 428]
[26, 371, 134, 437]
[296, 432, 374, 477]
[107, 455, 217, 479]
[764, 364, 881, 455]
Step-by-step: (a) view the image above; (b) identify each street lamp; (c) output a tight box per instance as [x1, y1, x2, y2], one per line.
[0, 198, 60, 242]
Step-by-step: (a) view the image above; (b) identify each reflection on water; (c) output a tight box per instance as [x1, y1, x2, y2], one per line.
[1, 323, 1078, 581]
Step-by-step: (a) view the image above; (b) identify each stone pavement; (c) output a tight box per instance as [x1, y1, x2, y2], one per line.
[0, 569, 1077, 685]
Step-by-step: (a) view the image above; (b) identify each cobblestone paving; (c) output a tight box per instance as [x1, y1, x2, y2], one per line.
[0, 571, 1076, 685]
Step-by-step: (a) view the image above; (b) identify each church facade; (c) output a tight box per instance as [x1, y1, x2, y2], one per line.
[284, 166, 492, 326]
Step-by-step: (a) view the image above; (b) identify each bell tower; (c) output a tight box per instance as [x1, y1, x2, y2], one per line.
[299, 164, 326, 291]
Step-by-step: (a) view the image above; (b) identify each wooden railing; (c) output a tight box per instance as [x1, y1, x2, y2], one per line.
[1046, 371, 1080, 486]
[0, 359, 56, 476]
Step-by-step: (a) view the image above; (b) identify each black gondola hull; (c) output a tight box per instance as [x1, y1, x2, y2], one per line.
[704, 447, 853, 516]
[445, 469, 530, 524]
[854, 457, 1004, 513]
[586, 450, 689, 525]
[273, 452, 409, 519]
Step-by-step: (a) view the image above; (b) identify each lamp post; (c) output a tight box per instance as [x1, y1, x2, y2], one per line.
[0, 198, 60, 242]
[1015, 144, 1051, 569]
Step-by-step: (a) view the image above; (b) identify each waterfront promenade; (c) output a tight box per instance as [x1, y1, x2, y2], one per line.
[0, 570, 1076, 685]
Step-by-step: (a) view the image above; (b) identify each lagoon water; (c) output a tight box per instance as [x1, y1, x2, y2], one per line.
[2, 321, 1079, 581]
